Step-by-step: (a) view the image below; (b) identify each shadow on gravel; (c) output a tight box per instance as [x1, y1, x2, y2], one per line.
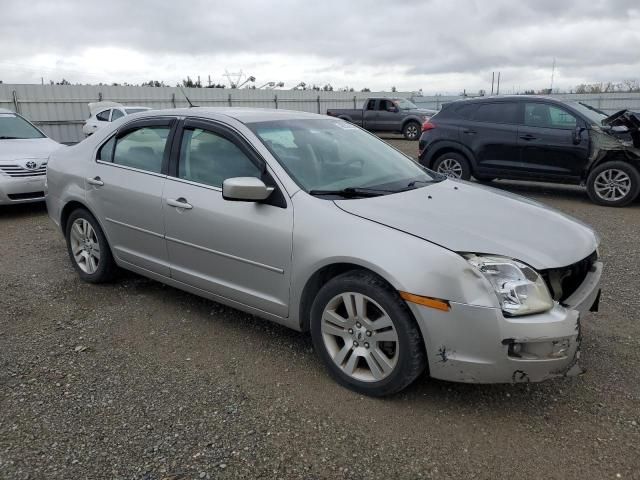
[114, 268, 573, 414]
[0, 201, 47, 219]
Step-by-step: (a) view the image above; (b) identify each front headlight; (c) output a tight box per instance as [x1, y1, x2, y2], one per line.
[464, 254, 554, 316]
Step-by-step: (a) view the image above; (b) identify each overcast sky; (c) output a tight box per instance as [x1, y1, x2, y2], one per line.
[1, 0, 639, 93]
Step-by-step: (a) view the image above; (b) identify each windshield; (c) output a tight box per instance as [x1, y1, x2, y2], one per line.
[569, 102, 608, 125]
[394, 98, 418, 110]
[124, 108, 149, 115]
[0, 113, 45, 139]
[248, 118, 439, 194]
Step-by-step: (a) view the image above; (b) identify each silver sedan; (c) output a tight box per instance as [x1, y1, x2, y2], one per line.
[46, 108, 602, 396]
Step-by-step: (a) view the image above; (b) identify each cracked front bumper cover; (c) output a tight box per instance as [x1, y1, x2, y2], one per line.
[407, 262, 602, 384]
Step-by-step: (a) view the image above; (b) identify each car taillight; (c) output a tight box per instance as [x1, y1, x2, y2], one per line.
[421, 121, 436, 132]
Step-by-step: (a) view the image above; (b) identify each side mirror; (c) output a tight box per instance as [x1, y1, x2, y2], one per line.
[222, 177, 274, 202]
[572, 126, 584, 145]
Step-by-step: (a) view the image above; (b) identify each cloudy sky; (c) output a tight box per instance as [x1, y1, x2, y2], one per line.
[1, 0, 639, 93]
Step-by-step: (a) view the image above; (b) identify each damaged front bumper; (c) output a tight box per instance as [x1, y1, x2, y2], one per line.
[409, 261, 603, 384]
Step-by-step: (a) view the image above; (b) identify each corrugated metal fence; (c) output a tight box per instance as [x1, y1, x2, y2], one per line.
[0, 84, 412, 144]
[2, 84, 640, 144]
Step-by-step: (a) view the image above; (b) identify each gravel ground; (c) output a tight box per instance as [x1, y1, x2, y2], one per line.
[1, 137, 639, 479]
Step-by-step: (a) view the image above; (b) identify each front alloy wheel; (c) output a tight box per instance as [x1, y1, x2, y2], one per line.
[593, 169, 631, 202]
[321, 292, 399, 382]
[586, 161, 640, 207]
[310, 271, 426, 396]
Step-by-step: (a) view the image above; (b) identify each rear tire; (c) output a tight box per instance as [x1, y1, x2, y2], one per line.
[310, 270, 426, 397]
[402, 122, 421, 141]
[432, 152, 471, 180]
[586, 161, 640, 207]
[65, 209, 117, 283]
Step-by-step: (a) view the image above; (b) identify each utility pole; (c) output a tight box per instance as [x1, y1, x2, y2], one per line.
[208, 75, 211, 87]
[550, 57, 556, 93]
[496, 72, 501, 95]
[491, 72, 495, 95]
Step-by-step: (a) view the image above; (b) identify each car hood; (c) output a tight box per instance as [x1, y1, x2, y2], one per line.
[334, 180, 598, 270]
[0, 137, 62, 161]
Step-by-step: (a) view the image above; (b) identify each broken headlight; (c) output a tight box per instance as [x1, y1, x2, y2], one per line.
[464, 254, 554, 316]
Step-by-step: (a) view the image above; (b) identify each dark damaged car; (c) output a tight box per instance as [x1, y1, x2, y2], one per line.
[418, 95, 640, 207]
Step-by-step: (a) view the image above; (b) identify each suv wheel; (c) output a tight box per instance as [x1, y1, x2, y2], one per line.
[310, 271, 426, 396]
[432, 152, 471, 180]
[586, 161, 640, 207]
[402, 122, 421, 141]
[65, 209, 117, 283]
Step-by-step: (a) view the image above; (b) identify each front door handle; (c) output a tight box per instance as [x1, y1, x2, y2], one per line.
[462, 129, 477, 135]
[519, 134, 537, 141]
[87, 176, 104, 186]
[167, 198, 193, 210]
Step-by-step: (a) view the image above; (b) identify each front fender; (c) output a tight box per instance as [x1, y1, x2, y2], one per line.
[288, 194, 498, 328]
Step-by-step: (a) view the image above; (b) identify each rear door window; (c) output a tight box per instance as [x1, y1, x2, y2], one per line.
[472, 102, 519, 124]
[112, 126, 170, 173]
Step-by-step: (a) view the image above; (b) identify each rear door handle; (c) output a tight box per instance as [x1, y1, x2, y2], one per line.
[519, 134, 537, 141]
[462, 129, 476, 135]
[167, 197, 193, 210]
[86, 176, 104, 186]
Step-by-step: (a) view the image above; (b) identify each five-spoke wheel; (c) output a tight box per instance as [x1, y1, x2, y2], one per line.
[321, 292, 399, 382]
[311, 271, 426, 396]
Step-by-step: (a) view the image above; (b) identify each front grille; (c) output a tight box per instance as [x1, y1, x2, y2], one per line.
[7, 191, 45, 200]
[541, 251, 598, 302]
[0, 162, 47, 177]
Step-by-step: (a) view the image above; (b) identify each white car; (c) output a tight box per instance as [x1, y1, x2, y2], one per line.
[82, 102, 151, 137]
[0, 109, 63, 205]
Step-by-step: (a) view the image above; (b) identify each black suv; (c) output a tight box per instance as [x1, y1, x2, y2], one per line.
[418, 95, 640, 207]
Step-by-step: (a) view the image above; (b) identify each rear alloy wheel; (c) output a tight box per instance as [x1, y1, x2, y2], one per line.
[310, 271, 426, 396]
[432, 152, 471, 180]
[587, 161, 640, 207]
[65, 209, 117, 283]
[402, 122, 421, 141]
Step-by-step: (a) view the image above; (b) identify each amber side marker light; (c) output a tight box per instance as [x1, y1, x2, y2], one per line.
[399, 292, 451, 312]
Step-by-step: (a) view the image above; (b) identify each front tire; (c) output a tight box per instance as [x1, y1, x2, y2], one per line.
[65, 209, 117, 283]
[402, 121, 421, 141]
[432, 152, 471, 180]
[586, 161, 640, 207]
[310, 271, 426, 397]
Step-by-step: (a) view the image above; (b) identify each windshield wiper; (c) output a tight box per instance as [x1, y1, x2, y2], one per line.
[308, 187, 391, 198]
[406, 178, 443, 188]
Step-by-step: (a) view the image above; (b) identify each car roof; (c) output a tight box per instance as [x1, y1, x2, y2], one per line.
[450, 95, 570, 105]
[132, 107, 326, 124]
